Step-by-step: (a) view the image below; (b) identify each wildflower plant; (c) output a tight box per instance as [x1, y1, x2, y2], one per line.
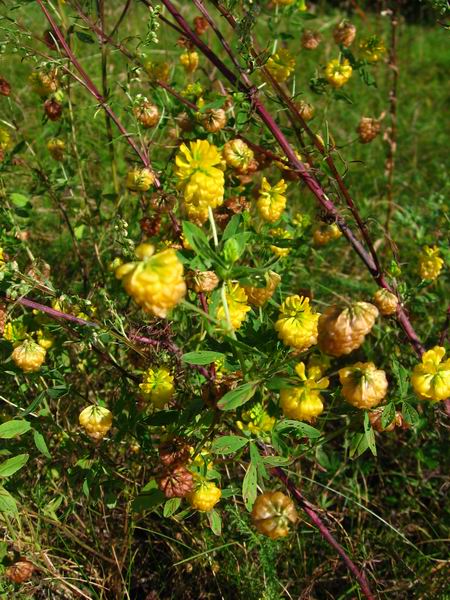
[0, 2, 448, 599]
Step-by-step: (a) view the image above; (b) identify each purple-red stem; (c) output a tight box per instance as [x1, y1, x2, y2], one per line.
[36, 0, 154, 174]
[272, 466, 376, 600]
[10, 295, 212, 380]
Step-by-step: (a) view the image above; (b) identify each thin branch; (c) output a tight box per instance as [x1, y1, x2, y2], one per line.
[36, 0, 155, 174]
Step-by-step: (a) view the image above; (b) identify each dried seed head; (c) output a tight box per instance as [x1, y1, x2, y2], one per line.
[0, 76, 11, 97]
[301, 30, 321, 50]
[6, 559, 35, 584]
[193, 16, 209, 35]
[44, 98, 63, 121]
[199, 108, 227, 133]
[333, 21, 357, 47]
[369, 407, 407, 432]
[159, 437, 191, 467]
[140, 215, 161, 237]
[186, 270, 220, 293]
[157, 464, 194, 498]
[357, 117, 381, 143]
[295, 100, 314, 122]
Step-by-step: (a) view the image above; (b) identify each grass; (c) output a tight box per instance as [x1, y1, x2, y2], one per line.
[0, 1, 449, 599]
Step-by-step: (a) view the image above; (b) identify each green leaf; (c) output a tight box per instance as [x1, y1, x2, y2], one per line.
[365, 427, 377, 456]
[275, 420, 321, 438]
[381, 403, 396, 430]
[222, 214, 242, 241]
[182, 221, 217, 263]
[182, 351, 225, 365]
[391, 359, 409, 399]
[402, 402, 420, 426]
[262, 455, 292, 467]
[0, 454, 29, 478]
[0, 487, 17, 513]
[163, 497, 181, 517]
[0, 420, 32, 439]
[76, 31, 95, 44]
[207, 509, 222, 535]
[242, 461, 257, 511]
[211, 435, 248, 454]
[132, 489, 165, 512]
[217, 382, 257, 411]
[349, 432, 369, 458]
[10, 192, 29, 207]
[33, 430, 51, 458]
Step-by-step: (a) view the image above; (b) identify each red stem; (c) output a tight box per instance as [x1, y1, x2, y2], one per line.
[36, 0, 155, 175]
[272, 466, 376, 600]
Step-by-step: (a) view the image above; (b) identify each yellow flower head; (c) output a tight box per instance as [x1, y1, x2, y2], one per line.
[11, 340, 46, 373]
[257, 177, 288, 223]
[223, 139, 254, 172]
[126, 167, 155, 192]
[411, 346, 450, 403]
[180, 51, 199, 73]
[270, 228, 293, 257]
[187, 480, 221, 512]
[325, 59, 353, 88]
[266, 48, 296, 82]
[140, 367, 175, 408]
[215, 282, 251, 331]
[275, 295, 320, 351]
[144, 60, 170, 82]
[359, 36, 386, 63]
[280, 361, 329, 422]
[175, 139, 225, 224]
[338, 361, 388, 409]
[115, 245, 186, 318]
[79, 405, 113, 441]
[313, 223, 342, 246]
[0, 128, 11, 152]
[418, 246, 444, 281]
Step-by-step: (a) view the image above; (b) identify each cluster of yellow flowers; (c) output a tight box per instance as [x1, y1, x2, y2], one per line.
[140, 367, 175, 409]
[275, 295, 319, 351]
[236, 403, 276, 437]
[257, 178, 288, 223]
[115, 244, 186, 318]
[325, 59, 353, 88]
[266, 48, 296, 83]
[280, 362, 329, 422]
[215, 282, 251, 331]
[418, 246, 444, 280]
[175, 139, 225, 224]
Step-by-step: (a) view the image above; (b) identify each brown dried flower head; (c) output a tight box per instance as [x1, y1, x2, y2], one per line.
[157, 464, 194, 498]
[44, 98, 63, 121]
[186, 270, 220, 293]
[301, 30, 321, 50]
[357, 117, 381, 144]
[333, 21, 357, 47]
[0, 76, 11, 97]
[193, 16, 209, 35]
[6, 558, 35, 584]
[159, 437, 191, 467]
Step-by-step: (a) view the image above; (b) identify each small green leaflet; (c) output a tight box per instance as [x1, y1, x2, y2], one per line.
[33, 430, 51, 458]
[0, 487, 17, 514]
[391, 359, 409, 399]
[211, 435, 248, 454]
[275, 420, 321, 438]
[0, 454, 29, 478]
[402, 402, 420, 426]
[381, 403, 396, 430]
[242, 461, 257, 511]
[207, 509, 222, 536]
[132, 488, 165, 512]
[182, 221, 217, 263]
[10, 192, 29, 207]
[163, 497, 181, 517]
[182, 351, 225, 365]
[0, 420, 32, 439]
[217, 382, 257, 411]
